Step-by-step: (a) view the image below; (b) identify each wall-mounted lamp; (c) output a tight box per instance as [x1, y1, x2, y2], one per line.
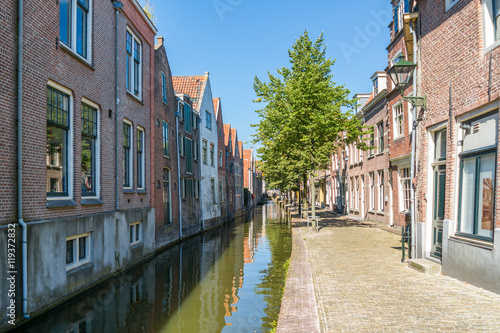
[387, 56, 427, 109]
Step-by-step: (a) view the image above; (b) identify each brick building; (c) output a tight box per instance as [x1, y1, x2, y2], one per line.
[224, 124, 235, 219]
[414, 0, 500, 292]
[0, 0, 156, 327]
[152, 36, 183, 248]
[214, 98, 229, 221]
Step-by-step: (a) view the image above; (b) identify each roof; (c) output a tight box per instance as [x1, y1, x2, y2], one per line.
[172, 76, 206, 109]
[213, 98, 220, 117]
[231, 128, 238, 157]
[223, 124, 232, 147]
[238, 141, 243, 157]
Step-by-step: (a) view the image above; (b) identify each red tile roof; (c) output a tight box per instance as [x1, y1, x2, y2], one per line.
[238, 141, 243, 158]
[223, 124, 232, 147]
[213, 97, 220, 118]
[172, 76, 206, 109]
[231, 128, 238, 157]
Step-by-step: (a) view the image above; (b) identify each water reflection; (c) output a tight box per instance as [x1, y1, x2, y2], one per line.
[18, 203, 291, 333]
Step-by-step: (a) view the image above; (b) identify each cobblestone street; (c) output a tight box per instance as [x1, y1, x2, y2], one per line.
[278, 211, 500, 332]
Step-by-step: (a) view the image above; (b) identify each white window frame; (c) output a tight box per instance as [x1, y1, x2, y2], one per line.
[126, 28, 142, 100]
[66, 232, 91, 271]
[130, 221, 142, 246]
[81, 97, 100, 199]
[202, 140, 208, 164]
[378, 170, 384, 211]
[390, 50, 403, 66]
[369, 172, 375, 210]
[219, 150, 223, 167]
[446, 0, 460, 12]
[123, 119, 133, 189]
[136, 126, 145, 190]
[161, 71, 167, 104]
[178, 134, 184, 156]
[210, 143, 215, 167]
[47, 81, 74, 201]
[59, 0, 93, 63]
[399, 167, 411, 213]
[483, 0, 500, 52]
[377, 121, 384, 153]
[393, 102, 404, 139]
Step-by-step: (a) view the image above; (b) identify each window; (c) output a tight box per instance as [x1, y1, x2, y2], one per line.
[178, 134, 184, 156]
[193, 113, 199, 130]
[126, 30, 141, 98]
[211, 178, 216, 203]
[393, 0, 406, 33]
[180, 177, 186, 199]
[377, 121, 384, 153]
[369, 131, 375, 156]
[66, 233, 91, 270]
[219, 150, 223, 167]
[81, 103, 98, 196]
[161, 71, 167, 104]
[210, 143, 215, 167]
[400, 168, 411, 212]
[185, 137, 193, 173]
[458, 112, 498, 240]
[202, 140, 208, 164]
[369, 172, 375, 210]
[59, 0, 91, 60]
[123, 122, 132, 188]
[137, 128, 145, 189]
[194, 179, 200, 199]
[391, 51, 403, 66]
[163, 121, 169, 157]
[206, 111, 212, 130]
[130, 222, 142, 245]
[373, 77, 378, 95]
[484, 0, 500, 49]
[378, 171, 384, 211]
[394, 103, 404, 138]
[219, 180, 224, 202]
[184, 103, 192, 133]
[47, 87, 71, 197]
[163, 168, 172, 225]
[178, 102, 185, 122]
[193, 140, 199, 161]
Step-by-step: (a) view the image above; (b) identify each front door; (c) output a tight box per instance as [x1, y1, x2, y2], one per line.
[431, 165, 446, 258]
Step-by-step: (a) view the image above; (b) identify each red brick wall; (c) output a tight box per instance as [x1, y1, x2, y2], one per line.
[0, 0, 155, 225]
[417, 0, 500, 227]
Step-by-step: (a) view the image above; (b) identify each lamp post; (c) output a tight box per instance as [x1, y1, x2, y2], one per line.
[387, 55, 426, 260]
[387, 56, 426, 109]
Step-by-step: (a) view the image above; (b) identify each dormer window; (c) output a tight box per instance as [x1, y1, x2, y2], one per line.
[373, 78, 379, 96]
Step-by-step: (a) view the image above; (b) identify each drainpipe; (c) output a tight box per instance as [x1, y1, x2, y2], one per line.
[113, 1, 123, 211]
[17, 0, 29, 319]
[175, 107, 182, 239]
[410, 20, 418, 259]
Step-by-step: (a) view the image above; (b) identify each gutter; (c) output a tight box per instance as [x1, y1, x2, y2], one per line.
[17, 0, 29, 319]
[114, 1, 123, 210]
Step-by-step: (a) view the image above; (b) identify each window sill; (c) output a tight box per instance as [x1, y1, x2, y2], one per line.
[66, 261, 92, 274]
[126, 91, 143, 104]
[81, 198, 104, 206]
[449, 235, 493, 250]
[393, 135, 404, 142]
[123, 188, 135, 194]
[485, 39, 500, 55]
[59, 42, 94, 70]
[130, 241, 143, 248]
[47, 199, 78, 208]
[163, 155, 170, 159]
[137, 189, 147, 194]
[375, 151, 385, 157]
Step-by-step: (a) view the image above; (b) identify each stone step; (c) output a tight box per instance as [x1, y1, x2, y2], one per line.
[408, 259, 442, 275]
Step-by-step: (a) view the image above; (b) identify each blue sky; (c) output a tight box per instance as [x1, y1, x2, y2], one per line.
[152, 0, 392, 152]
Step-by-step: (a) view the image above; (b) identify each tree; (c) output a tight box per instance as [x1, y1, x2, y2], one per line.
[253, 30, 370, 220]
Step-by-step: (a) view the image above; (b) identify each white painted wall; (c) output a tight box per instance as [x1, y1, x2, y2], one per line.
[198, 76, 220, 221]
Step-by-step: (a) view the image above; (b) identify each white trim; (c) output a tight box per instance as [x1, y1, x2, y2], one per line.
[126, 27, 143, 100]
[482, 0, 500, 52]
[46, 81, 74, 201]
[123, 118, 133, 189]
[129, 221, 143, 246]
[66, 232, 92, 271]
[445, 0, 460, 12]
[60, 0, 93, 63]
[393, 101, 405, 140]
[136, 126, 145, 190]
[80, 98, 101, 199]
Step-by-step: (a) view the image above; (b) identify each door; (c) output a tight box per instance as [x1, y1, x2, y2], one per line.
[431, 164, 446, 258]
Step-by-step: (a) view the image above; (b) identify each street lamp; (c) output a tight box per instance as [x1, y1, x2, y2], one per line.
[387, 56, 426, 109]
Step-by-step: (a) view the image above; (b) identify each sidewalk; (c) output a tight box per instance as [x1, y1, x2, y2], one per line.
[277, 210, 500, 332]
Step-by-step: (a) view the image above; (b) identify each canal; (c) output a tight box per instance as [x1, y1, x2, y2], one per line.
[17, 202, 292, 333]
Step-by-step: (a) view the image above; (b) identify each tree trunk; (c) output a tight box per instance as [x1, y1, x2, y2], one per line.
[310, 173, 316, 220]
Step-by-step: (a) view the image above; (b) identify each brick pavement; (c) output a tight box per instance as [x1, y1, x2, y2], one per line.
[277, 210, 500, 332]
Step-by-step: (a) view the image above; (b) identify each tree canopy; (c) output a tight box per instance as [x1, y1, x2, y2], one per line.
[253, 30, 370, 191]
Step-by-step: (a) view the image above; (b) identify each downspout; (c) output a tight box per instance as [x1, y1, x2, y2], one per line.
[175, 107, 182, 239]
[17, 0, 29, 319]
[113, 1, 124, 211]
[410, 20, 418, 259]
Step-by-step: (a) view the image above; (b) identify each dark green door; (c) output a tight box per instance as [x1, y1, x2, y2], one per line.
[431, 164, 446, 258]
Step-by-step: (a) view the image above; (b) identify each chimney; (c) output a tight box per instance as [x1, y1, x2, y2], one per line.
[157, 36, 164, 46]
[204, 71, 210, 78]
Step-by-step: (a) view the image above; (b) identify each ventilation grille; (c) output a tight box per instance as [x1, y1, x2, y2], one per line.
[472, 123, 480, 134]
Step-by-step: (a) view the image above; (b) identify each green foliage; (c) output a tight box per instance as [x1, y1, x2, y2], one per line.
[253, 31, 370, 191]
[140, 0, 157, 24]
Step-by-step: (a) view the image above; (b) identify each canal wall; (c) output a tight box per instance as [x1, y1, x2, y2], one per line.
[0, 208, 155, 330]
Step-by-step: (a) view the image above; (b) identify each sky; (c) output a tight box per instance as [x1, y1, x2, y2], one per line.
[152, 0, 392, 153]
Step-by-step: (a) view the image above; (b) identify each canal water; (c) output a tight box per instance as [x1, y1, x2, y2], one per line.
[17, 202, 292, 333]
